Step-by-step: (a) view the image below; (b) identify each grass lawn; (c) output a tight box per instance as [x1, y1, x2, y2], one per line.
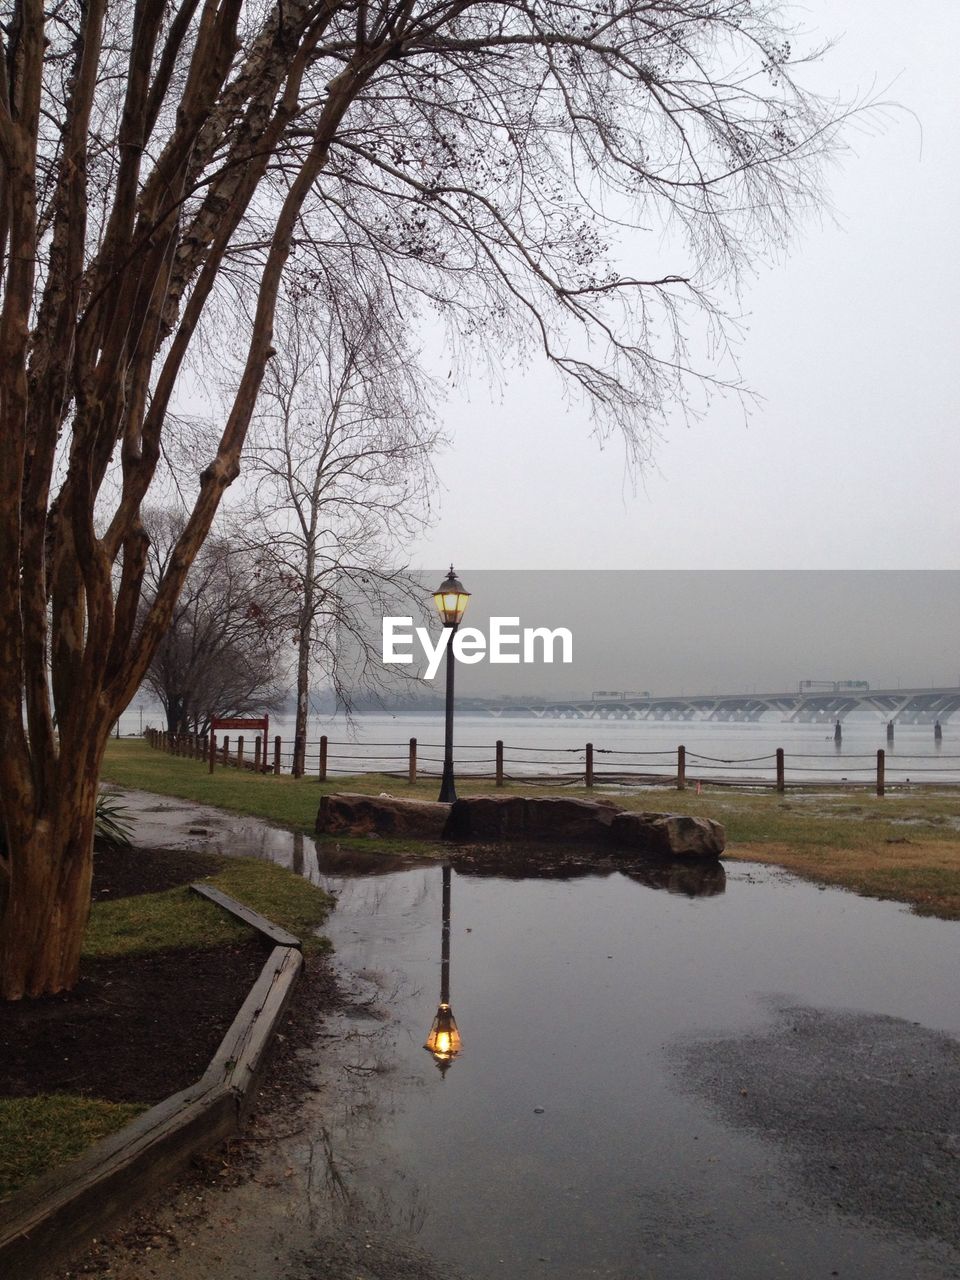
[0, 1096, 144, 1201]
[103, 738, 960, 920]
[83, 855, 333, 958]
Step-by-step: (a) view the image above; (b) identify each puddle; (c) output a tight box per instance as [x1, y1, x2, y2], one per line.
[304, 857, 960, 1279]
[111, 790, 960, 1279]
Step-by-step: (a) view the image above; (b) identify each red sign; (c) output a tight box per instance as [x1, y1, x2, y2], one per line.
[210, 717, 269, 732]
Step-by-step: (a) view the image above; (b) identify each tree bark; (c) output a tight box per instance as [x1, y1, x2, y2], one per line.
[293, 595, 312, 778]
[292, 525, 317, 777]
[0, 765, 100, 1000]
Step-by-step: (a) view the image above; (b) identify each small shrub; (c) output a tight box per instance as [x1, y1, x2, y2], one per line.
[95, 791, 134, 849]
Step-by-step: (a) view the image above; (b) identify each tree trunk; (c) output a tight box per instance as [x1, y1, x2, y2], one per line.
[0, 775, 99, 1000]
[165, 693, 187, 736]
[293, 611, 311, 778]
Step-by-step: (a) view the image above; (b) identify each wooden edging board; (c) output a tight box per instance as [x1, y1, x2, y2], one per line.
[0, 896, 304, 1279]
[205, 944, 303, 1121]
[189, 882, 302, 948]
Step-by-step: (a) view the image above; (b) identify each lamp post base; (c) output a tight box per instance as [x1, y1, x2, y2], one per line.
[438, 762, 457, 804]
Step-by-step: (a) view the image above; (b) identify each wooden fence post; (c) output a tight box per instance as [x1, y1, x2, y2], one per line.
[237, 736, 244, 770]
[877, 748, 885, 797]
[273, 736, 281, 775]
[496, 740, 504, 787]
[677, 745, 686, 791]
[776, 748, 785, 793]
[209, 733, 216, 774]
[254, 737, 262, 772]
[319, 735, 328, 781]
[585, 742, 594, 788]
[408, 737, 417, 785]
[222, 735, 230, 766]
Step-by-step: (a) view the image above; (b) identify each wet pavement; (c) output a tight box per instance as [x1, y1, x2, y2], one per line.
[93, 789, 960, 1280]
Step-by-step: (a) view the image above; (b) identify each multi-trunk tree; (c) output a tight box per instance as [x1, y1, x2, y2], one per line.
[0, 0, 846, 997]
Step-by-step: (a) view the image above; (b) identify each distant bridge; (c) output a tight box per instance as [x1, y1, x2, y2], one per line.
[448, 687, 960, 725]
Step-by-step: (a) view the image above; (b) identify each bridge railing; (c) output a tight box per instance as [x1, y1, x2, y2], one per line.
[143, 729, 960, 795]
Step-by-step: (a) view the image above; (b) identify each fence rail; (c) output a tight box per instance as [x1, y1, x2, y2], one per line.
[142, 729, 960, 795]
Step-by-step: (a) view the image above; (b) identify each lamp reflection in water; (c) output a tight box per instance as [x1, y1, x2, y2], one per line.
[423, 864, 462, 1075]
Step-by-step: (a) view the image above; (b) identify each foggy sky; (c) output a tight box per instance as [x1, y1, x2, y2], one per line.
[408, 1, 960, 571]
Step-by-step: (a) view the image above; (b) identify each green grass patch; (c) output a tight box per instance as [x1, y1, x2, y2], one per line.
[83, 883, 246, 957]
[103, 739, 326, 830]
[0, 1095, 144, 1201]
[83, 854, 333, 958]
[210, 858, 334, 950]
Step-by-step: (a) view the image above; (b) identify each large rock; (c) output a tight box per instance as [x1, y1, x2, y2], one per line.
[609, 811, 725, 858]
[315, 792, 725, 860]
[316, 792, 450, 840]
[447, 795, 619, 844]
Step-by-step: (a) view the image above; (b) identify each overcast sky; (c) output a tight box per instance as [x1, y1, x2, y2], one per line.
[408, 0, 959, 571]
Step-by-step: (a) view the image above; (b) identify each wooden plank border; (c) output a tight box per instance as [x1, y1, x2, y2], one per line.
[0, 900, 304, 1278]
[190, 882, 302, 949]
[204, 945, 303, 1120]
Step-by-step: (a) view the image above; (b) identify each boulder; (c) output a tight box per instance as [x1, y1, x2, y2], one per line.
[609, 811, 725, 858]
[314, 792, 725, 861]
[447, 795, 619, 844]
[316, 792, 450, 840]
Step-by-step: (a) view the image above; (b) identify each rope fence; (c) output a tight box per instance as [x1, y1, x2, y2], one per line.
[141, 728, 960, 795]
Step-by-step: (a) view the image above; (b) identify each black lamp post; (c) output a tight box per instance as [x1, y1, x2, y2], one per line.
[423, 864, 462, 1075]
[433, 566, 470, 804]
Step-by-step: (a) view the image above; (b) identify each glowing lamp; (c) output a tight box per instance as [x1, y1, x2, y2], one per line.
[424, 1002, 462, 1071]
[433, 566, 470, 627]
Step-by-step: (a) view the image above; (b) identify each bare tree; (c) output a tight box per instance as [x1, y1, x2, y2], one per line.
[0, 0, 850, 996]
[142, 510, 287, 736]
[241, 293, 440, 774]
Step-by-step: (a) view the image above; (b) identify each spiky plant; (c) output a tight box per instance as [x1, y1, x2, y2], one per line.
[94, 793, 134, 850]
